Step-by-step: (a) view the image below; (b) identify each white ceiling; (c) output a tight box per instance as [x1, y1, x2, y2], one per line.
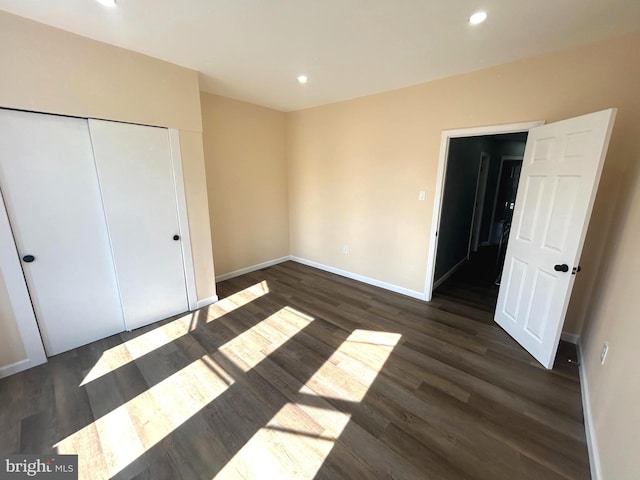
[1, 0, 639, 111]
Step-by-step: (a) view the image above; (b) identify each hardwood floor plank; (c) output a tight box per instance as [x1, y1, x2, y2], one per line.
[0, 373, 22, 454]
[414, 381, 589, 479]
[0, 260, 589, 479]
[396, 341, 587, 442]
[465, 392, 589, 468]
[19, 411, 56, 454]
[50, 351, 96, 451]
[379, 421, 471, 480]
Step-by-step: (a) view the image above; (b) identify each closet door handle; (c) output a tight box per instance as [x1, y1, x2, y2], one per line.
[554, 264, 569, 273]
[22, 255, 35, 263]
[173, 235, 180, 241]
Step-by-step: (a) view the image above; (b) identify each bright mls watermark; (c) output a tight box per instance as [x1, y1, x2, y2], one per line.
[1, 455, 77, 479]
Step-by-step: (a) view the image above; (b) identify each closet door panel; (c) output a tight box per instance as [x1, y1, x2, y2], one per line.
[0, 109, 125, 355]
[89, 119, 188, 330]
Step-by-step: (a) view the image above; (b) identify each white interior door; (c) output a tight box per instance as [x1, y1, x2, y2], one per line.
[0, 109, 125, 356]
[495, 109, 617, 368]
[89, 119, 189, 330]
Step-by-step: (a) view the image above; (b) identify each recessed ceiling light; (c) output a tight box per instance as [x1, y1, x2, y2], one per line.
[96, 0, 117, 7]
[297, 75, 308, 84]
[469, 11, 487, 25]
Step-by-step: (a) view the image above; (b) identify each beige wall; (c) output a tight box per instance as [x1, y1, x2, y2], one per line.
[287, 30, 640, 479]
[0, 12, 216, 367]
[286, 31, 640, 334]
[178, 130, 217, 299]
[580, 159, 640, 479]
[0, 12, 202, 132]
[201, 93, 289, 276]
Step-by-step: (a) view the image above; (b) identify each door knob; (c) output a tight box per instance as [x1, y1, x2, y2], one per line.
[22, 255, 35, 263]
[554, 264, 569, 272]
[173, 235, 180, 241]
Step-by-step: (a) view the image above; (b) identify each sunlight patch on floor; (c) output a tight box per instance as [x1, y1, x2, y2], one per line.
[213, 401, 344, 480]
[80, 314, 191, 386]
[217, 306, 315, 373]
[302, 329, 402, 403]
[58, 354, 234, 478]
[80, 281, 270, 386]
[212, 394, 351, 480]
[61, 301, 311, 478]
[62, 296, 401, 480]
[213, 329, 401, 479]
[331, 330, 403, 395]
[204, 281, 270, 325]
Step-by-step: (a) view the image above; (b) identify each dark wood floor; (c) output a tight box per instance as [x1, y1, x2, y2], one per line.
[433, 249, 580, 374]
[433, 246, 503, 324]
[0, 261, 589, 479]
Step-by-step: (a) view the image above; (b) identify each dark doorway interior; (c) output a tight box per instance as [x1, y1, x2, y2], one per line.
[433, 132, 528, 318]
[432, 246, 500, 324]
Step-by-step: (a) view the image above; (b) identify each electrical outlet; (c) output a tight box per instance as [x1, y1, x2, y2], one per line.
[600, 342, 609, 365]
[342, 245, 349, 255]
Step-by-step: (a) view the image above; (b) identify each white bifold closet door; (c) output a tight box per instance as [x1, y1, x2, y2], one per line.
[88, 119, 189, 331]
[0, 109, 125, 356]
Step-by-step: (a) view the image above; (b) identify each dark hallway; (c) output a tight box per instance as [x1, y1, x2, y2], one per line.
[432, 246, 500, 324]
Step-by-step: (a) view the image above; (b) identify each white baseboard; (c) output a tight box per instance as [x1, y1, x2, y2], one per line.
[577, 340, 600, 480]
[433, 257, 467, 290]
[0, 358, 37, 379]
[215, 256, 291, 282]
[196, 295, 218, 309]
[214, 254, 425, 301]
[290, 256, 424, 300]
[561, 332, 580, 344]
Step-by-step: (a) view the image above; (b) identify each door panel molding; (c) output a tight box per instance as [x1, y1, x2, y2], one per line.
[495, 109, 617, 368]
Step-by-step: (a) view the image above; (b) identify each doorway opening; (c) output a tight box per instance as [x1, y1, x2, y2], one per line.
[432, 133, 527, 322]
[423, 121, 543, 303]
[424, 111, 616, 368]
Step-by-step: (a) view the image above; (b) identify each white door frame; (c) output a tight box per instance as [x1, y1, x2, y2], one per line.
[423, 121, 544, 301]
[0, 188, 47, 378]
